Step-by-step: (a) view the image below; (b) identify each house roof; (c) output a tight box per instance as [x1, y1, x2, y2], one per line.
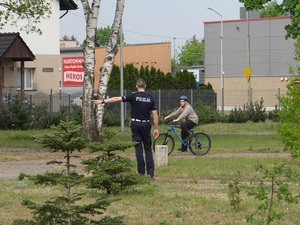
[60, 0, 78, 10]
[0, 32, 35, 61]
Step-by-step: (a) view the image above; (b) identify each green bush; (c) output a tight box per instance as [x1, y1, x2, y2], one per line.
[228, 106, 248, 123]
[268, 105, 280, 122]
[245, 98, 267, 122]
[103, 108, 121, 126]
[0, 95, 31, 130]
[0, 98, 68, 130]
[0, 104, 12, 129]
[228, 98, 267, 123]
[194, 100, 222, 124]
[70, 104, 82, 124]
[31, 112, 67, 129]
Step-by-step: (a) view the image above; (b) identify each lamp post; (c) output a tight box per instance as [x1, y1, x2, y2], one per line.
[120, 23, 124, 132]
[173, 37, 176, 61]
[208, 7, 224, 114]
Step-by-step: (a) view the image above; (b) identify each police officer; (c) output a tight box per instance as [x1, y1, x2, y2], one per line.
[93, 78, 159, 178]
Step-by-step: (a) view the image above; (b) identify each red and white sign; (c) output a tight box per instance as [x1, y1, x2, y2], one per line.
[62, 56, 84, 86]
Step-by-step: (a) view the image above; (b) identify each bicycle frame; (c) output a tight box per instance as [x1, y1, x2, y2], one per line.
[166, 124, 195, 147]
[154, 121, 211, 155]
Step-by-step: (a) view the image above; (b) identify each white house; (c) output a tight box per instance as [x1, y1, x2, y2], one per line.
[0, 0, 77, 106]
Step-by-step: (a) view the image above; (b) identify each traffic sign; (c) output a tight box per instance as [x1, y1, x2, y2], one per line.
[243, 67, 252, 81]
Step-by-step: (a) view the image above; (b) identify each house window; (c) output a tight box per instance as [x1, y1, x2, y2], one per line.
[17, 68, 34, 90]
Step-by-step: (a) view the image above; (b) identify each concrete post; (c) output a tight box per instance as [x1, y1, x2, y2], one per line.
[155, 145, 168, 167]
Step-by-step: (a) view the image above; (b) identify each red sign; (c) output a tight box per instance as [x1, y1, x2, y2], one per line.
[62, 56, 84, 86]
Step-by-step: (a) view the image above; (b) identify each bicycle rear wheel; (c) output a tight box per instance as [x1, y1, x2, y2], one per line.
[189, 132, 211, 156]
[153, 133, 175, 155]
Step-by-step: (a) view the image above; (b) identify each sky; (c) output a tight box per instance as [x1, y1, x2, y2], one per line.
[60, 0, 246, 52]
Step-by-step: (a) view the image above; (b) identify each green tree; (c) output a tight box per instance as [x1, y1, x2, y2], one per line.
[123, 63, 138, 90]
[260, 0, 287, 18]
[277, 74, 300, 157]
[176, 36, 204, 66]
[0, 0, 51, 34]
[163, 73, 175, 90]
[240, 0, 300, 39]
[140, 65, 151, 87]
[83, 129, 148, 195]
[156, 69, 167, 89]
[60, 34, 79, 46]
[96, 25, 124, 46]
[107, 65, 121, 91]
[81, 0, 125, 140]
[174, 70, 197, 90]
[14, 121, 124, 224]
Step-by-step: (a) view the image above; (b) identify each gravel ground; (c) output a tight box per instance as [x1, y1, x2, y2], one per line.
[0, 147, 290, 180]
[0, 147, 86, 180]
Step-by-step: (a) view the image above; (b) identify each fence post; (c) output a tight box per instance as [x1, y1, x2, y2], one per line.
[29, 95, 33, 117]
[68, 94, 71, 121]
[278, 88, 281, 109]
[214, 92, 217, 110]
[8, 89, 12, 106]
[158, 89, 161, 116]
[59, 83, 62, 111]
[49, 89, 53, 114]
[190, 89, 193, 106]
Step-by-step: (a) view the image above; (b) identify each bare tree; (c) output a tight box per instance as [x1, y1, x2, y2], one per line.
[81, 0, 125, 139]
[96, 0, 125, 132]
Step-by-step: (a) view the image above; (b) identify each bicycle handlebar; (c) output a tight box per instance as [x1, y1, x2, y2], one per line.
[163, 119, 178, 126]
[163, 119, 172, 124]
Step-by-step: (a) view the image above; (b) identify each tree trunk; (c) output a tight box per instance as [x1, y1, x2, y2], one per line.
[96, 0, 125, 132]
[81, 0, 125, 139]
[81, 0, 101, 140]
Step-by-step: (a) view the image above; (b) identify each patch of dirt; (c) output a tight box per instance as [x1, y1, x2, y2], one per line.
[0, 147, 91, 180]
[0, 147, 290, 180]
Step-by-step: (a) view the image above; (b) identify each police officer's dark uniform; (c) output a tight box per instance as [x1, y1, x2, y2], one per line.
[122, 92, 157, 178]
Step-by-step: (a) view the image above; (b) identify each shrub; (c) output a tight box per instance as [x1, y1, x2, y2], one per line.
[228, 106, 248, 123]
[194, 100, 222, 124]
[84, 128, 149, 195]
[29, 101, 67, 129]
[14, 121, 125, 225]
[268, 105, 280, 122]
[228, 98, 267, 123]
[0, 95, 31, 130]
[245, 98, 267, 122]
[0, 104, 12, 129]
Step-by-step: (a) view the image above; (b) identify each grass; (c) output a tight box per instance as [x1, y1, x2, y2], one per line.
[0, 122, 298, 225]
[0, 121, 284, 152]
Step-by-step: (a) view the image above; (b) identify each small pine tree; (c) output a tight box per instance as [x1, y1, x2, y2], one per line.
[84, 128, 149, 195]
[14, 121, 124, 225]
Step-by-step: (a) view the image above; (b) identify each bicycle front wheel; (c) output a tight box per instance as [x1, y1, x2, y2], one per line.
[153, 133, 175, 155]
[189, 132, 211, 156]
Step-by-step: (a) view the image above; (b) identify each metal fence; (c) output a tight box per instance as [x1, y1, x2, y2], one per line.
[1, 89, 217, 117]
[2, 87, 284, 120]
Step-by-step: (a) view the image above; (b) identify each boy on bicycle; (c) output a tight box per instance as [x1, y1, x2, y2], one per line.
[164, 95, 198, 152]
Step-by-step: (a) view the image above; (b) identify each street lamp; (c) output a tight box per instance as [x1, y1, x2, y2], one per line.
[173, 37, 176, 61]
[208, 7, 224, 114]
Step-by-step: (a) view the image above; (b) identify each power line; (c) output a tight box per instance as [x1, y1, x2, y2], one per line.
[65, 11, 190, 41]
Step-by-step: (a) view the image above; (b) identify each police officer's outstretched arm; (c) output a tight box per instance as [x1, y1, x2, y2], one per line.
[92, 96, 122, 105]
[152, 110, 159, 139]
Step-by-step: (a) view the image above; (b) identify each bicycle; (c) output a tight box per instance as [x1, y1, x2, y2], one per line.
[153, 121, 211, 156]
